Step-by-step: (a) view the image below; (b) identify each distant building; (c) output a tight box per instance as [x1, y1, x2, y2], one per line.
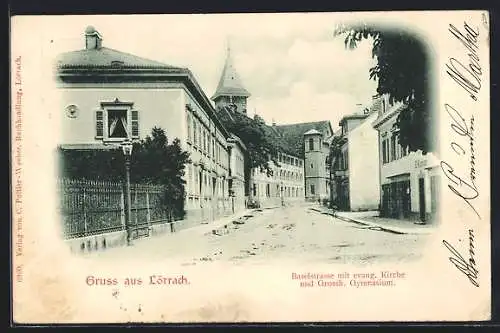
[55, 26, 246, 225]
[275, 121, 333, 202]
[332, 103, 380, 211]
[372, 95, 440, 222]
[303, 129, 329, 201]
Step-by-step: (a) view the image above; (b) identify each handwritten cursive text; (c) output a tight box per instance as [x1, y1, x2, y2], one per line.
[440, 104, 480, 219]
[446, 22, 481, 101]
[442, 230, 479, 287]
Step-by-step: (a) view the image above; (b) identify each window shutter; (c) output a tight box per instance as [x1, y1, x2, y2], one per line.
[95, 110, 104, 138]
[131, 110, 139, 138]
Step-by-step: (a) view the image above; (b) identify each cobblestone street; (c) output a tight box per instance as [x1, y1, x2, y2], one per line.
[83, 203, 429, 266]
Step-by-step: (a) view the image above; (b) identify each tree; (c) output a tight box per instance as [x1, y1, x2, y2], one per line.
[217, 105, 281, 177]
[334, 24, 433, 154]
[131, 127, 191, 216]
[59, 127, 191, 217]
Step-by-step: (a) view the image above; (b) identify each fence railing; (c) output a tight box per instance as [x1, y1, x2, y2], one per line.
[57, 178, 173, 239]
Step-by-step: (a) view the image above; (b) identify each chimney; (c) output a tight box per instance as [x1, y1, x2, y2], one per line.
[85, 26, 103, 50]
[272, 118, 276, 127]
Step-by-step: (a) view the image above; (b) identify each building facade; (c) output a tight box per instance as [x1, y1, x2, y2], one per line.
[248, 151, 305, 207]
[332, 103, 380, 211]
[56, 27, 246, 227]
[303, 129, 330, 201]
[275, 121, 333, 202]
[372, 95, 441, 222]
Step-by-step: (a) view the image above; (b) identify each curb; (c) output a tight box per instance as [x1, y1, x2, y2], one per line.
[333, 214, 406, 235]
[308, 207, 431, 235]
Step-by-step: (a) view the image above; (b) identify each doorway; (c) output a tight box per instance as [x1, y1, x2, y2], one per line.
[419, 177, 426, 222]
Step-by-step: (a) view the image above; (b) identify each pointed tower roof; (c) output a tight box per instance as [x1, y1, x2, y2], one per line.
[211, 42, 251, 100]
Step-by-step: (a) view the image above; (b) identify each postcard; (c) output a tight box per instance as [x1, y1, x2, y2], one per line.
[11, 10, 491, 323]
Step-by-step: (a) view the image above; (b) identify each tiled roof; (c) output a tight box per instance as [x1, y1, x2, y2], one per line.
[56, 47, 185, 70]
[211, 48, 251, 100]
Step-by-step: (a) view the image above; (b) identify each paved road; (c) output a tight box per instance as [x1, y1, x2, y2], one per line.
[84, 204, 429, 266]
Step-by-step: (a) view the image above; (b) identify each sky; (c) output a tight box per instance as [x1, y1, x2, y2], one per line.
[44, 13, 378, 132]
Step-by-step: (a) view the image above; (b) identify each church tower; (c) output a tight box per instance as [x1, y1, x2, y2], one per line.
[211, 42, 251, 114]
[304, 129, 327, 201]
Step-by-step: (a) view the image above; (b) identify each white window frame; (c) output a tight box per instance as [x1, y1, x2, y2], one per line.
[95, 99, 139, 143]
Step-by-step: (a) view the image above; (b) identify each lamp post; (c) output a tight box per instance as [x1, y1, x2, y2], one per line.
[121, 138, 133, 246]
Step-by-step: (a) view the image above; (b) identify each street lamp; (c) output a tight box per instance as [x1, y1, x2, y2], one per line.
[121, 138, 133, 246]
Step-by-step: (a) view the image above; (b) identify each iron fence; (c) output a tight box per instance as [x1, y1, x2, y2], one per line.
[57, 178, 170, 239]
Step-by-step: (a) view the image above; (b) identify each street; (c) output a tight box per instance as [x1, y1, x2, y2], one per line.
[83, 203, 429, 266]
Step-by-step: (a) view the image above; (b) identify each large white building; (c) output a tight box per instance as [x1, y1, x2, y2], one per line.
[332, 102, 380, 211]
[56, 26, 246, 226]
[372, 95, 440, 222]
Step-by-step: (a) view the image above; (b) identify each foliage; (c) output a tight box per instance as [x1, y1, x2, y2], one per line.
[334, 24, 433, 154]
[59, 127, 191, 217]
[217, 105, 281, 177]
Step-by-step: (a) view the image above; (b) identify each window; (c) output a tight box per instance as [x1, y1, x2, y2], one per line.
[212, 138, 215, 158]
[207, 134, 211, 157]
[402, 145, 409, 157]
[390, 135, 396, 162]
[107, 110, 128, 138]
[382, 137, 389, 164]
[309, 138, 314, 151]
[310, 184, 315, 195]
[187, 114, 192, 142]
[193, 121, 198, 145]
[197, 124, 201, 148]
[203, 130, 207, 152]
[96, 100, 139, 141]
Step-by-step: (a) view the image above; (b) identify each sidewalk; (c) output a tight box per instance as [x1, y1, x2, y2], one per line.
[310, 206, 435, 235]
[176, 207, 275, 236]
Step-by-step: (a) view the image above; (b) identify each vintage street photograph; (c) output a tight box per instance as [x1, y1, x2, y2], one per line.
[54, 15, 439, 266]
[11, 11, 490, 323]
